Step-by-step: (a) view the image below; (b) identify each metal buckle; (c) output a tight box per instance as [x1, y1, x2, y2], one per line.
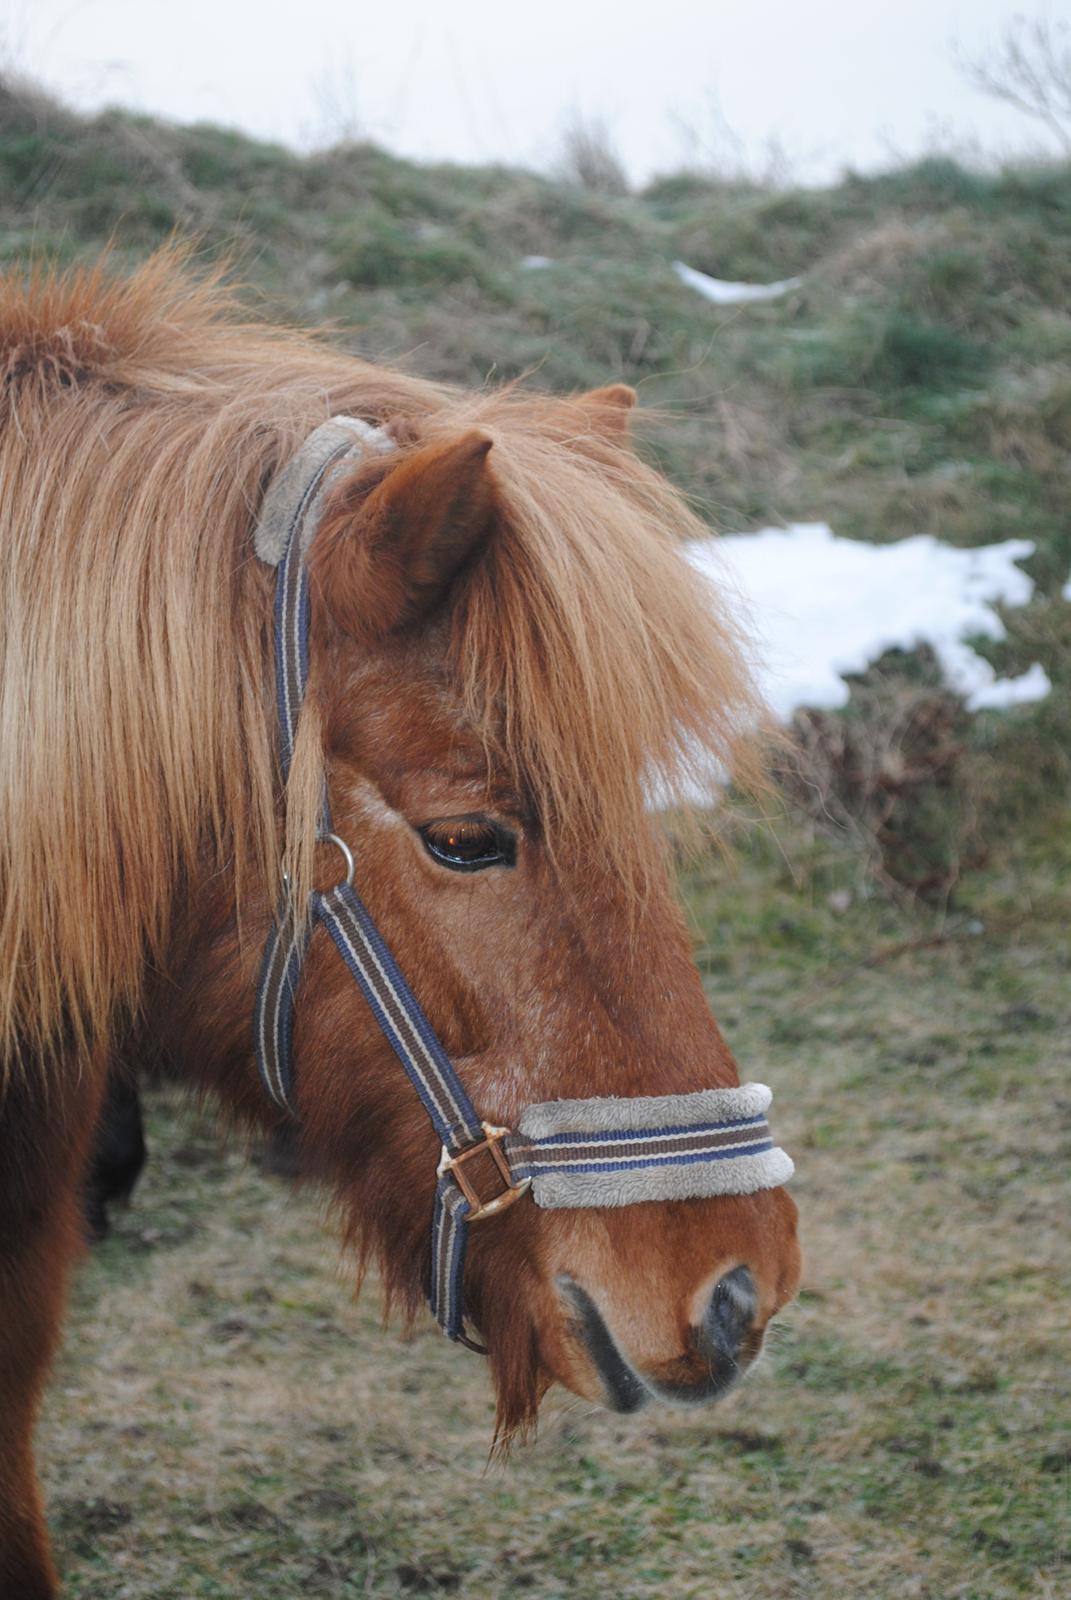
[437, 1122, 532, 1222]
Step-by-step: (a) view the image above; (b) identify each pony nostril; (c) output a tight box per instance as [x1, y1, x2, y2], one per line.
[695, 1265, 759, 1364]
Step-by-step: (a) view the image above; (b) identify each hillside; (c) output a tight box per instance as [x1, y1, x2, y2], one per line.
[2, 75, 1069, 876]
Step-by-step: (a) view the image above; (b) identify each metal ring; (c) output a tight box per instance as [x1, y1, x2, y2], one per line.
[322, 831, 355, 887]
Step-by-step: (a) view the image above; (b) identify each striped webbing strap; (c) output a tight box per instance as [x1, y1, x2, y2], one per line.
[312, 881, 485, 1343]
[253, 417, 489, 1342]
[256, 871, 485, 1342]
[252, 417, 795, 1350]
[506, 1113, 774, 1181]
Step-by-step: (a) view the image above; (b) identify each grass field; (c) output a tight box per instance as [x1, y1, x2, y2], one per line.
[38, 819, 1069, 1600]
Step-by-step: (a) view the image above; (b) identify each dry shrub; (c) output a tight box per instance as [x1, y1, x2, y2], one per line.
[556, 113, 630, 196]
[776, 647, 986, 901]
[0, 71, 76, 137]
[818, 218, 949, 298]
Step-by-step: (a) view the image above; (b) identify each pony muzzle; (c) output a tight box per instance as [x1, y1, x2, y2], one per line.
[556, 1264, 763, 1412]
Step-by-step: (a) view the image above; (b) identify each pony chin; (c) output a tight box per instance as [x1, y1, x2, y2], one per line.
[333, 1169, 551, 1447]
[484, 1297, 552, 1452]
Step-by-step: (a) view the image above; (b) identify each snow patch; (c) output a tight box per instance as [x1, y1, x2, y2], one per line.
[968, 662, 1052, 710]
[687, 524, 1047, 720]
[673, 261, 802, 305]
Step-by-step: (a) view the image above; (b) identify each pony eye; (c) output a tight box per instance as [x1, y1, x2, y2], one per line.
[418, 818, 515, 872]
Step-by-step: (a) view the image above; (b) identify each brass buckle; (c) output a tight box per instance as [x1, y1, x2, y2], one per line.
[437, 1122, 532, 1223]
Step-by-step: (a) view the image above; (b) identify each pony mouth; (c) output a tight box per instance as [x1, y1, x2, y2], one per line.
[556, 1268, 762, 1413]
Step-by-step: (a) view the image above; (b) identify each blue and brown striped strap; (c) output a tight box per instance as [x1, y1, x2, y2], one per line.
[257, 873, 484, 1339]
[313, 880, 484, 1342]
[503, 1093, 794, 1208]
[265, 417, 393, 781]
[253, 894, 310, 1116]
[311, 882, 484, 1153]
[255, 417, 394, 1113]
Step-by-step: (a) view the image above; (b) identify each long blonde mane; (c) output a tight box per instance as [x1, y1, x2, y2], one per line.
[0, 247, 762, 1071]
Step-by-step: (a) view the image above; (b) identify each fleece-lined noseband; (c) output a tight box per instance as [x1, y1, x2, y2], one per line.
[253, 416, 794, 1350]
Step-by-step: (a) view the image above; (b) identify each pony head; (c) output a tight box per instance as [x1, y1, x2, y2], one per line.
[1, 256, 800, 1443]
[228, 392, 798, 1435]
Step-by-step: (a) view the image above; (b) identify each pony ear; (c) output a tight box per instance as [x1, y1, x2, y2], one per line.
[573, 383, 637, 443]
[308, 430, 497, 642]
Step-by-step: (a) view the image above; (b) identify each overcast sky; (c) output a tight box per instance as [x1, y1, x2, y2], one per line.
[4, 0, 1070, 183]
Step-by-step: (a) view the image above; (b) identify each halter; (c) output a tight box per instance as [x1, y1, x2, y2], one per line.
[253, 417, 794, 1350]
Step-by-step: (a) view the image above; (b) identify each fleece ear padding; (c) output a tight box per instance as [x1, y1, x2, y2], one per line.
[254, 415, 395, 567]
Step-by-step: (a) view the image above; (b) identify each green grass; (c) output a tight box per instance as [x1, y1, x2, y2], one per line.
[37, 820, 1070, 1599]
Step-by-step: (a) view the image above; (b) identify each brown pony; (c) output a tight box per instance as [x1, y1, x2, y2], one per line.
[0, 248, 801, 1597]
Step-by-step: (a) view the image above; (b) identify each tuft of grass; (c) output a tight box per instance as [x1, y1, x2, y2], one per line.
[556, 113, 630, 197]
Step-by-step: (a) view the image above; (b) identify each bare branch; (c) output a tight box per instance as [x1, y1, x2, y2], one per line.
[956, 13, 1071, 154]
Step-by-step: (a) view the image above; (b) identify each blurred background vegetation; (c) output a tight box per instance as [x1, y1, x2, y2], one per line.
[3, 66, 1067, 904]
